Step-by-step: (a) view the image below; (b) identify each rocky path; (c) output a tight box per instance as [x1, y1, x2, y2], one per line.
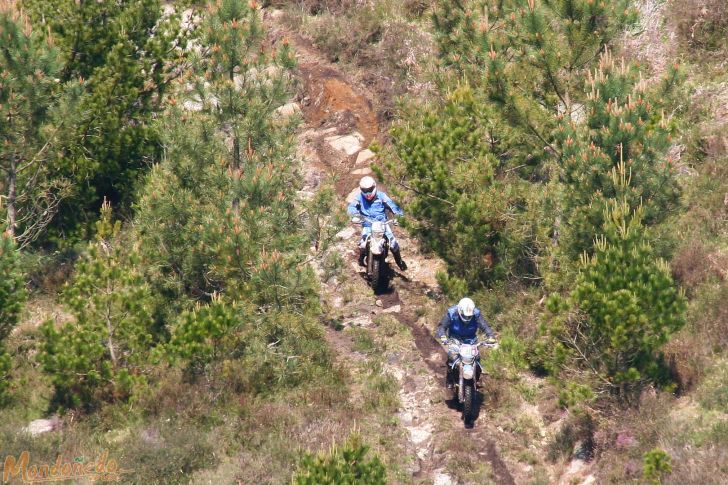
[266, 9, 518, 484]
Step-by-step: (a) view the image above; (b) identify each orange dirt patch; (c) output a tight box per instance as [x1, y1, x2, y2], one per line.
[299, 65, 379, 143]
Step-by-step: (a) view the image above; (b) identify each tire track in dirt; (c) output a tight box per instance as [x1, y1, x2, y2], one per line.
[266, 9, 515, 484]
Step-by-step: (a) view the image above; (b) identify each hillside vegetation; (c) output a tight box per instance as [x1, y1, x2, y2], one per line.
[1, 0, 726, 483]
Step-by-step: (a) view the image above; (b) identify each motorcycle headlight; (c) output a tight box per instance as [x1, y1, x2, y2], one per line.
[370, 239, 383, 255]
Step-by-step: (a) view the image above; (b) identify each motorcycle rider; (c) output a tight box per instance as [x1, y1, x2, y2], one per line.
[436, 297, 497, 388]
[347, 176, 408, 271]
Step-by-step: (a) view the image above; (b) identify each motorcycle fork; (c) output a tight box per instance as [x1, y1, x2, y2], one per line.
[458, 366, 464, 402]
[365, 238, 373, 274]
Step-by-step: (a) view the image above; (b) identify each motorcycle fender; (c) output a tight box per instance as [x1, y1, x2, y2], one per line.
[463, 364, 474, 380]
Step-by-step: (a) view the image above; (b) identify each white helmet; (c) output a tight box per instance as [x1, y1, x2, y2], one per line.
[457, 297, 475, 322]
[359, 176, 377, 201]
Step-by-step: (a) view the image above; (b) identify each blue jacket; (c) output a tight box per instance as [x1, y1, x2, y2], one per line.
[436, 305, 494, 342]
[347, 191, 403, 226]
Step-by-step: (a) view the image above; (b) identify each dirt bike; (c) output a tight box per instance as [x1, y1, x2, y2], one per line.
[444, 338, 498, 425]
[351, 216, 397, 292]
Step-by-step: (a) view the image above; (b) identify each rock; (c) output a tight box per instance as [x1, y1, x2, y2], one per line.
[350, 166, 373, 176]
[303, 167, 323, 190]
[346, 315, 372, 327]
[355, 149, 376, 165]
[336, 227, 356, 240]
[580, 475, 596, 485]
[182, 99, 203, 112]
[24, 417, 60, 436]
[275, 102, 301, 118]
[565, 458, 587, 477]
[375, 299, 383, 307]
[297, 190, 315, 200]
[325, 133, 364, 155]
[433, 470, 454, 485]
[382, 304, 401, 314]
[316, 127, 338, 136]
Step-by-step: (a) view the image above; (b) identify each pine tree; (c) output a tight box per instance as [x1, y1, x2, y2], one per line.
[137, 0, 314, 307]
[431, 0, 636, 147]
[543, 199, 686, 399]
[39, 200, 156, 409]
[0, 229, 26, 406]
[135, 0, 331, 392]
[0, 7, 68, 247]
[385, 84, 543, 286]
[555, 50, 682, 262]
[22, 0, 184, 241]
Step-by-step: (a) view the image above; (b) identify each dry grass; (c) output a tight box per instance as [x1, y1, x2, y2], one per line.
[621, 0, 678, 77]
[671, 0, 728, 53]
[281, 0, 436, 119]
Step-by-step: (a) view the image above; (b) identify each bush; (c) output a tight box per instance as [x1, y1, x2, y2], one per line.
[0, 231, 26, 344]
[642, 448, 672, 484]
[38, 202, 157, 410]
[293, 433, 387, 485]
[166, 297, 332, 395]
[0, 231, 26, 406]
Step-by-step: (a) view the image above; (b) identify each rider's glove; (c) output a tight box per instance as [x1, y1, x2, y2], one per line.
[351, 216, 361, 224]
[439, 335, 449, 345]
[484, 336, 497, 345]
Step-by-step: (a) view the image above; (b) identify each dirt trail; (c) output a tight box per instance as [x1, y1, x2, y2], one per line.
[266, 10, 516, 484]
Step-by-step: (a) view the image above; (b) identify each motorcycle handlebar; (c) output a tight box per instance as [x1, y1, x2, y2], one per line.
[351, 217, 398, 226]
[439, 338, 498, 349]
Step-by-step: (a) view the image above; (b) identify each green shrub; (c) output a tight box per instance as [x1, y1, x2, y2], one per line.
[555, 52, 682, 265]
[0, 229, 27, 406]
[385, 85, 543, 288]
[642, 448, 672, 484]
[38, 202, 156, 410]
[293, 433, 387, 485]
[542, 200, 686, 400]
[167, 297, 331, 395]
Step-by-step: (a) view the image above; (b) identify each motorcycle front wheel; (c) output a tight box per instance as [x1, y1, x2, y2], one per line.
[463, 381, 475, 424]
[371, 255, 387, 293]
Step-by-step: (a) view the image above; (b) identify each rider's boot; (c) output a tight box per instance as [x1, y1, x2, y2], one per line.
[445, 366, 454, 389]
[392, 247, 408, 271]
[358, 248, 367, 267]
